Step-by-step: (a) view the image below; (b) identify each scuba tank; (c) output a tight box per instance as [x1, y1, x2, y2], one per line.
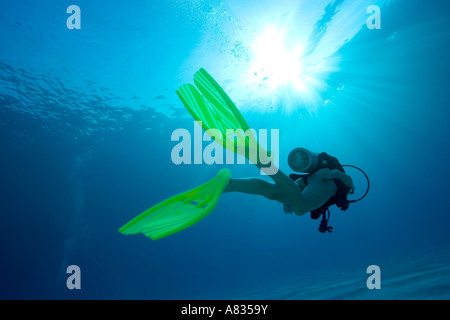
[287, 148, 320, 173]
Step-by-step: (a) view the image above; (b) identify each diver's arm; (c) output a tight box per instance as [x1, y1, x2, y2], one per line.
[331, 170, 355, 193]
[315, 168, 355, 193]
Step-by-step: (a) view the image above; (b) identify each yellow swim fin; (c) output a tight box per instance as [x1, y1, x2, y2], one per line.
[120, 69, 272, 241]
[176, 68, 270, 164]
[119, 169, 231, 240]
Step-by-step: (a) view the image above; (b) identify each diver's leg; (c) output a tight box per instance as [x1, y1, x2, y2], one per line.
[262, 166, 336, 216]
[224, 164, 304, 206]
[256, 160, 308, 214]
[225, 178, 289, 203]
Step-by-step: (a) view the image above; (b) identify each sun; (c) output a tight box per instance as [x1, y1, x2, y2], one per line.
[249, 27, 307, 92]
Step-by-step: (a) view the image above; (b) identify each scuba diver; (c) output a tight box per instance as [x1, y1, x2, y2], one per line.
[224, 147, 357, 233]
[119, 69, 369, 240]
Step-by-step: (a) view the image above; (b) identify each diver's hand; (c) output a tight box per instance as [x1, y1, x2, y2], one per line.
[283, 203, 294, 214]
[332, 170, 355, 193]
[341, 175, 356, 194]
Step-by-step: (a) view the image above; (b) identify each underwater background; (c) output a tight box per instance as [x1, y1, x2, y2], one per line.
[1, 0, 450, 300]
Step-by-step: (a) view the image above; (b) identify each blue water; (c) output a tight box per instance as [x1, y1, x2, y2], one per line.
[1, 0, 450, 300]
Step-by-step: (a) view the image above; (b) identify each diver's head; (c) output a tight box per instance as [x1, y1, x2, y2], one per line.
[288, 148, 319, 173]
